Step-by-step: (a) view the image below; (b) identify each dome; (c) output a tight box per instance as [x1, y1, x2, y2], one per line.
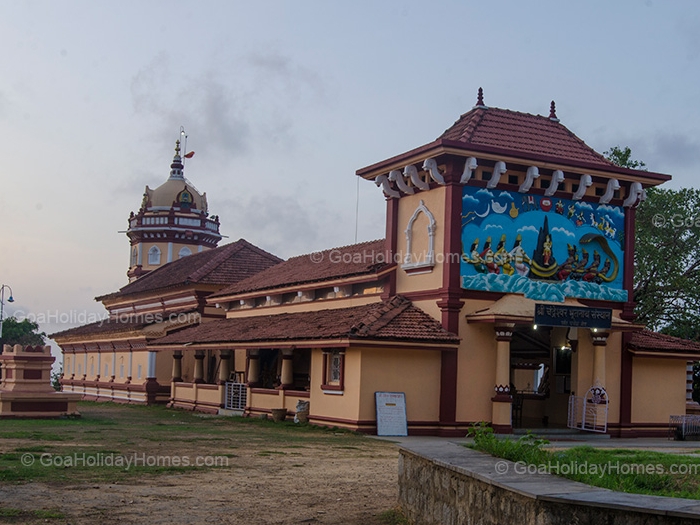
[140, 140, 208, 214]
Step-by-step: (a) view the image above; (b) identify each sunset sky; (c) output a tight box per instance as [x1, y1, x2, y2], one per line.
[1, 0, 699, 346]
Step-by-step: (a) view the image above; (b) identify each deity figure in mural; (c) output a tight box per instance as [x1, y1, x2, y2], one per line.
[495, 234, 514, 275]
[463, 239, 487, 273]
[542, 235, 553, 266]
[509, 234, 531, 276]
[582, 250, 601, 281]
[556, 244, 578, 281]
[480, 237, 500, 274]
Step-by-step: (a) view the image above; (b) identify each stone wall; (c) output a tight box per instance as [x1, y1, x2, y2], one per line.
[399, 442, 700, 524]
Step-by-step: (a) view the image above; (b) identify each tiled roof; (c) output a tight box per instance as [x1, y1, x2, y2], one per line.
[50, 317, 150, 340]
[629, 330, 700, 355]
[210, 239, 387, 299]
[152, 296, 459, 346]
[439, 106, 615, 167]
[98, 239, 282, 301]
[50, 310, 200, 341]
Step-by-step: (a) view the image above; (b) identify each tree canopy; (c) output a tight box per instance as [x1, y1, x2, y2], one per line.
[604, 145, 647, 170]
[0, 317, 46, 347]
[605, 147, 700, 336]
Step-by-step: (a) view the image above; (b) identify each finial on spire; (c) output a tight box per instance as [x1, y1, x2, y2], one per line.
[549, 101, 559, 122]
[473, 87, 488, 109]
[169, 138, 185, 180]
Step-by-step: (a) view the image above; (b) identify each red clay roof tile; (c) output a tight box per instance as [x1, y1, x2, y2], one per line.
[439, 106, 615, 167]
[152, 296, 458, 346]
[210, 239, 387, 299]
[629, 330, 700, 355]
[98, 239, 282, 301]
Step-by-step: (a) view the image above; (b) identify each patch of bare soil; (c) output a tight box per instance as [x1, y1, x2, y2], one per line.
[0, 405, 399, 525]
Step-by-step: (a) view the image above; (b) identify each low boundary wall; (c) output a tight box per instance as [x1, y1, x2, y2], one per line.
[399, 442, 700, 524]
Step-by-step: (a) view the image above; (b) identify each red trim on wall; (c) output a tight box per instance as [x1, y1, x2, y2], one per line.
[382, 197, 399, 299]
[436, 161, 464, 426]
[10, 401, 69, 412]
[622, 207, 637, 320]
[23, 370, 43, 380]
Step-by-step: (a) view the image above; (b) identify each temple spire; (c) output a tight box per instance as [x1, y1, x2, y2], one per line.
[549, 100, 559, 122]
[169, 139, 185, 180]
[474, 87, 487, 109]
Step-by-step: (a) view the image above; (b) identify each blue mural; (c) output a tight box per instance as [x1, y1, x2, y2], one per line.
[460, 186, 627, 302]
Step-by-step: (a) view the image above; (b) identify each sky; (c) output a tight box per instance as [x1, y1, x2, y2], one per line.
[1, 0, 700, 347]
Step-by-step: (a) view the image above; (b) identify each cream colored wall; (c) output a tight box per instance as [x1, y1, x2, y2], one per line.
[224, 295, 381, 319]
[131, 351, 150, 383]
[456, 300, 499, 423]
[249, 390, 283, 410]
[156, 350, 173, 383]
[357, 346, 441, 422]
[570, 330, 621, 425]
[308, 348, 361, 422]
[395, 187, 446, 294]
[140, 241, 207, 272]
[632, 357, 686, 424]
[233, 349, 247, 378]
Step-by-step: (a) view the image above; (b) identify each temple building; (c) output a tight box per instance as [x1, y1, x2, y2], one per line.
[54, 94, 700, 436]
[52, 142, 282, 404]
[126, 140, 223, 282]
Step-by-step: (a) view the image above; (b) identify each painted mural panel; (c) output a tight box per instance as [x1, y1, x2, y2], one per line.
[460, 186, 627, 302]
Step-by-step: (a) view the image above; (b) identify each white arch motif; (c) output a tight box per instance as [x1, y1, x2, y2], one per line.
[402, 200, 436, 273]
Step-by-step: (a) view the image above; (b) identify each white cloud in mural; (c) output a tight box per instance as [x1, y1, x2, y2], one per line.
[598, 204, 624, 218]
[463, 195, 479, 205]
[498, 191, 514, 201]
[575, 201, 593, 210]
[484, 224, 503, 231]
[552, 226, 575, 238]
[517, 225, 538, 233]
[475, 189, 495, 199]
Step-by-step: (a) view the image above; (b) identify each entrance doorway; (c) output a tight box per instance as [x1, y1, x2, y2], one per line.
[510, 325, 574, 429]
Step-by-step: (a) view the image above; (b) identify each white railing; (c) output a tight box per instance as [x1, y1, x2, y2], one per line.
[225, 382, 247, 410]
[568, 385, 608, 433]
[669, 415, 700, 440]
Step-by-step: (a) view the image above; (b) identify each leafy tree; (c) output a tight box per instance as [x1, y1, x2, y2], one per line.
[633, 187, 700, 332]
[0, 317, 46, 347]
[604, 145, 647, 170]
[605, 148, 700, 334]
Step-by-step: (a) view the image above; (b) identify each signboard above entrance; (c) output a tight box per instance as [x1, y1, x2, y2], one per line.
[534, 303, 612, 329]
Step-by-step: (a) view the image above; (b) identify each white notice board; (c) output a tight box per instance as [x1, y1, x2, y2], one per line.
[375, 391, 408, 436]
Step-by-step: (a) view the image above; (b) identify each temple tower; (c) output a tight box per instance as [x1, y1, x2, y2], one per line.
[126, 140, 222, 281]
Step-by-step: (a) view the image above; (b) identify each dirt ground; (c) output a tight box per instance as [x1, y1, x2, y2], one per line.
[0, 404, 400, 525]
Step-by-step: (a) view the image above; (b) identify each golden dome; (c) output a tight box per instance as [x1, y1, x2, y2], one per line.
[141, 140, 208, 214]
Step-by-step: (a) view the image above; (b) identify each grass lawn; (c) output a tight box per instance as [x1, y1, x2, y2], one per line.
[0, 402, 401, 525]
[468, 425, 700, 500]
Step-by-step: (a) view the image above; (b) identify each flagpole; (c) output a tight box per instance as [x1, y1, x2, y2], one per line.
[180, 126, 187, 167]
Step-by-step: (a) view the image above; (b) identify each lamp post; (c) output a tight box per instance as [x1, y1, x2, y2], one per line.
[0, 284, 15, 341]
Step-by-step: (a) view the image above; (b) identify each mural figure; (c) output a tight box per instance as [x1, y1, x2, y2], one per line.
[509, 234, 531, 276]
[461, 185, 627, 302]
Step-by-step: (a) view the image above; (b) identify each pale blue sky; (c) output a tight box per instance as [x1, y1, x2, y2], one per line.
[1, 0, 699, 339]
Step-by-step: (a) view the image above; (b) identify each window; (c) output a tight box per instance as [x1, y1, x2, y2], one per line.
[131, 247, 138, 266]
[148, 245, 161, 265]
[178, 246, 192, 259]
[322, 350, 345, 392]
[105, 363, 109, 377]
[508, 175, 519, 185]
[137, 364, 142, 380]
